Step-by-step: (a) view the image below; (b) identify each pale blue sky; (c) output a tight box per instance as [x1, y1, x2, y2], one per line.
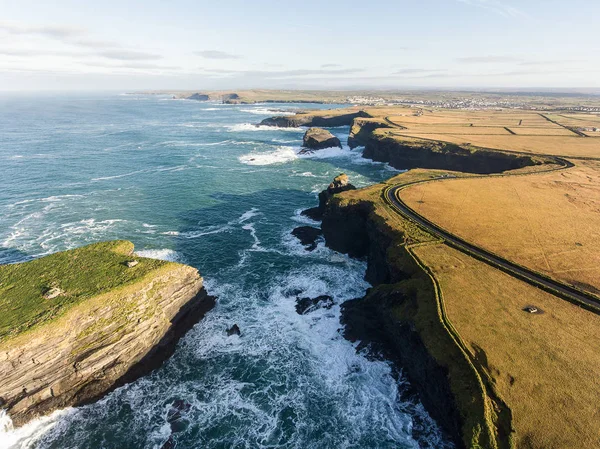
[1, 0, 599, 90]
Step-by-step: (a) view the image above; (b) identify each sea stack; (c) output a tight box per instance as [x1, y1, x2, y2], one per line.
[300, 127, 342, 152]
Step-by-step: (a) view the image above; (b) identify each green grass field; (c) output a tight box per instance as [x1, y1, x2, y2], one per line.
[0, 241, 172, 342]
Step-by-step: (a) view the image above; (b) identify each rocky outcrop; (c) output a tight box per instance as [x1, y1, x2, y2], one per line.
[302, 174, 356, 221]
[222, 93, 242, 104]
[186, 93, 210, 101]
[363, 131, 547, 174]
[260, 110, 370, 128]
[300, 128, 342, 152]
[0, 243, 215, 427]
[291, 226, 322, 251]
[295, 295, 334, 315]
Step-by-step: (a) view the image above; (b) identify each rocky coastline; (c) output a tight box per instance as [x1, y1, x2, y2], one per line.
[297, 172, 514, 449]
[260, 108, 547, 175]
[0, 241, 215, 428]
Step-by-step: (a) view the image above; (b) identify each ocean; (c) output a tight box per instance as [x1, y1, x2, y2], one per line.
[0, 93, 450, 449]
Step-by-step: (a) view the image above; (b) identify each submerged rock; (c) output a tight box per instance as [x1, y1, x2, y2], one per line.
[291, 226, 322, 251]
[227, 324, 241, 336]
[300, 127, 342, 152]
[296, 295, 334, 315]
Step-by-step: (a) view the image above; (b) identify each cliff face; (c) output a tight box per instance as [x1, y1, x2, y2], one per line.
[363, 131, 544, 174]
[260, 110, 370, 128]
[321, 199, 464, 445]
[347, 118, 392, 149]
[321, 192, 505, 449]
[0, 245, 214, 427]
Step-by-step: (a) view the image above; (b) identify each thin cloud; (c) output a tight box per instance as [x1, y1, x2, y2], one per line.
[321, 64, 341, 68]
[195, 50, 241, 60]
[0, 48, 85, 57]
[200, 67, 365, 79]
[457, 55, 523, 63]
[0, 21, 84, 38]
[97, 50, 163, 61]
[71, 39, 122, 50]
[393, 68, 447, 75]
[456, 0, 526, 18]
[518, 60, 579, 67]
[82, 61, 180, 70]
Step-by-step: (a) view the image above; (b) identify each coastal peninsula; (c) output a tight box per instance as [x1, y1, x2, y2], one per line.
[0, 241, 214, 427]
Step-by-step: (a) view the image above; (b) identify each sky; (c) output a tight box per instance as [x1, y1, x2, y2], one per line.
[0, 0, 599, 91]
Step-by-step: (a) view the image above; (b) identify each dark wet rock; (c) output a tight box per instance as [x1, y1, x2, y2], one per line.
[186, 93, 209, 101]
[161, 436, 176, 449]
[167, 399, 191, 423]
[295, 295, 334, 315]
[300, 127, 342, 152]
[227, 324, 241, 336]
[291, 226, 322, 251]
[161, 400, 192, 449]
[301, 207, 322, 221]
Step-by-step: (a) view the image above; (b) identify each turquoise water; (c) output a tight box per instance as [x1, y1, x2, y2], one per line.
[0, 93, 449, 449]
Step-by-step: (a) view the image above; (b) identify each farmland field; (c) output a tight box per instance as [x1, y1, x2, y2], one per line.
[400, 159, 600, 292]
[413, 242, 600, 449]
[383, 110, 600, 158]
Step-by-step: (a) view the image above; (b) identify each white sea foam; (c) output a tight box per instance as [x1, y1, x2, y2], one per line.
[0, 409, 72, 449]
[238, 146, 298, 165]
[291, 208, 320, 226]
[239, 108, 296, 116]
[227, 123, 303, 132]
[239, 207, 260, 223]
[164, 140, 232, 147]
[91, 168, 150, 181]
[135, 248, 182, 262]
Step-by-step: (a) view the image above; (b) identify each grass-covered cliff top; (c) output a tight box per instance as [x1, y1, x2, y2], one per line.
[0, 241, 175, 343]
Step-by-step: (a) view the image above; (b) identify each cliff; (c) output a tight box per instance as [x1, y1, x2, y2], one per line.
[259, 109, 370, 128]
[363, 129, 547, 174]
[0, 241, 214, 427]
[347, 117, 392, 148]
[318, 176, 512, 449]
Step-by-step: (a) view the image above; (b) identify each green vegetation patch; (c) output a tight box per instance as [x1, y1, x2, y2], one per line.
[0, 240, 171, 342]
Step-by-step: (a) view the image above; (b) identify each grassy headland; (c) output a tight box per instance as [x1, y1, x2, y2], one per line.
[0, 240, 171, 342]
